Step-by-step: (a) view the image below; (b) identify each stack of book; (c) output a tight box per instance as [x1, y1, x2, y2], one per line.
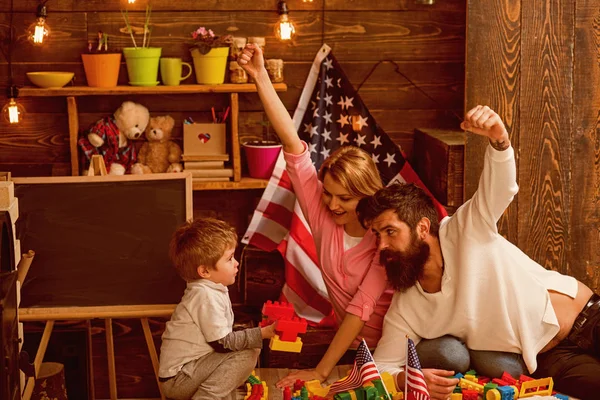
[182, 154, 233, 182]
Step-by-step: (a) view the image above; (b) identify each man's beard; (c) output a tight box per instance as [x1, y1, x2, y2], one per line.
[380, 233, 430, 292]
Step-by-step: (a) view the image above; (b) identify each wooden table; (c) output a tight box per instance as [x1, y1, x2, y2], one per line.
[236, 366, 352, 400]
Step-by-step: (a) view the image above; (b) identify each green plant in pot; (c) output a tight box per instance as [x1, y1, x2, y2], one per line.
[189, 27, 233, 84]
[121, 3, 161, 86]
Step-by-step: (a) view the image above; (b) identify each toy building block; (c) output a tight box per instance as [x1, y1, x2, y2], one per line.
[248, 374, 261, 385]
[479, 376, 491, 385]
[381, 372, 399, 396]
[492, 378, 510, 387]
[485, 388, 501, 400]
[293, 379, 305, 392]
[283, 386, 292, 400]
[497, 386, 515, 400]
[464, 374, 478, 383]
[459, 378, 484, 394]
[300, 386, 309, 400]
[270, 334, 303, 352]
[519, 374, 533, 381]
[519, 377, 553, 398]
[465, 369, 478, 376]
[305, 379, 330, 398]
[483, 382, 498, 398]
[276, 316, 308, 342]
[461, 389, 479, 400]
[553, 394, 569, 400]
[501, 372, 518, 385]
[261, 300, 296, 324]
[450, 393, 463, 400]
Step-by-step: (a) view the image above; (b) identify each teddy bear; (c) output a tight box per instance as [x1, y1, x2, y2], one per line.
[131, 115, 183, 174]
[78, 101, 150, 175]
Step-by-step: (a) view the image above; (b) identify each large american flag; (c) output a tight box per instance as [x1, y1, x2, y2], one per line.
[328, 339, 381, 394]
[242, 44, 447, 324]
[406, 338, 431, 400]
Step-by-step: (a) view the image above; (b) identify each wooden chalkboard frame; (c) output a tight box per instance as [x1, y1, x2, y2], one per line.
[13, 172, 192, 400]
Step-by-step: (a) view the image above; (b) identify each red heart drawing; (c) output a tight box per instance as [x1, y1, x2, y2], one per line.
[197, 133, 211, 143]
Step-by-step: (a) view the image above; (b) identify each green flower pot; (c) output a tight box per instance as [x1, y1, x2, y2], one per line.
[123, 47, 162, 86]
[190, 47, 229, 85]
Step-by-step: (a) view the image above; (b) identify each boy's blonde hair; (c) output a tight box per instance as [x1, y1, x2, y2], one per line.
[169, 217, 238, 282]
[318, 146, 383, 198]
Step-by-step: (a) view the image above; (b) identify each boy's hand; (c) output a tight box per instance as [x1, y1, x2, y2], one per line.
[461, 105, 509, 147]
[238, 43, 266, 80]
[261, 322, 277, 339]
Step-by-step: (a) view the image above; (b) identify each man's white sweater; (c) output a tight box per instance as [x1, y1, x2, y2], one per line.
[373, 145, 577, 377]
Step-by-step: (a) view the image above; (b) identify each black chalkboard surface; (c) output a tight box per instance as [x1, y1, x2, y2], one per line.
[13, 174, 192, 308]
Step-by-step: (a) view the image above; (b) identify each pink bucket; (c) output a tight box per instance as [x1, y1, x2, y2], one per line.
[243, 141, 282, 179]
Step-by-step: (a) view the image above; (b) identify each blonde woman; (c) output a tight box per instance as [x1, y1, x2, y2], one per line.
[239, 44, 392, 387]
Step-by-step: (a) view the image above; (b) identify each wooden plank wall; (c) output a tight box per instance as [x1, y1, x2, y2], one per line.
[0, 1, 466, 398]
[465, 0, 600, 293]
[0, 0, 465, 176]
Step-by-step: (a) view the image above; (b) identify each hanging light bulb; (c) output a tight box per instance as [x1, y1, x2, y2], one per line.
[2, 86, 25, 125]
[27, 1, 50, 45]
[275, 1, 296, 41]
[128, 0, 136, 3]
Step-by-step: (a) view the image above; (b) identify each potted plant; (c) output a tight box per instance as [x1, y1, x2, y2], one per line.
[188, 27, 233, 85]
[121, 3, 162, 86]
[81, 31, 122, 87]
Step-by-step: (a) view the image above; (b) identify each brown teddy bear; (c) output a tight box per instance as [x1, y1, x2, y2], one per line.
[131, 115, 183, 174]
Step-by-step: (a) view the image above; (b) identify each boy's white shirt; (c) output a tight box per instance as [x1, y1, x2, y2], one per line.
[158, 279, 234, 377]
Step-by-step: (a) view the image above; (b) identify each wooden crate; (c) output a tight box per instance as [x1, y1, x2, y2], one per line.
[413, 128, 465, 209]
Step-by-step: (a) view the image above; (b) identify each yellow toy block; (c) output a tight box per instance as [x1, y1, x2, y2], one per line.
[459, 378, 484, 394]
[464, 374, 478, 382]
[269, 334, 303, 352]
[450, 393, 463, 400]
[519, 377, 553, 398]
[381, 372, 399, 394]
[305, 379, 330, 397]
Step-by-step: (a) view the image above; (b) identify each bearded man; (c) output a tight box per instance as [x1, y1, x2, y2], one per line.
[356, 105, 599, 400]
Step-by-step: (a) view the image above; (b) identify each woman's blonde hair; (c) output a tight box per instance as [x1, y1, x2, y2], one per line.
[318, 146, 383, 198]
[169, 218, 237, 282]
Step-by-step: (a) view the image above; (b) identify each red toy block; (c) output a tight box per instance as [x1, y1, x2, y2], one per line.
[501, 372, 518, 385]
[519, 374, 534, 382]
[478, 376, 491, 384]
[462, 389, 479, 400]
[261, 300, 296, 324]
[293, 379, 305, 392]
[283, 386, 292, 400]
[276, 316, 308, 342]
[247, 383, 264, 400]
[492, 378, 510, 386]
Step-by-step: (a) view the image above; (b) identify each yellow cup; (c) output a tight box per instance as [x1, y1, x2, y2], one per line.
[160, 57, 192, 86]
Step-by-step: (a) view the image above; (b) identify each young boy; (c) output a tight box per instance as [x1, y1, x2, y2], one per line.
[158, 218, 276, 400]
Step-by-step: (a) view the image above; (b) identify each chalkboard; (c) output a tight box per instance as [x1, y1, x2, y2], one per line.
[13, 174, 192, 308]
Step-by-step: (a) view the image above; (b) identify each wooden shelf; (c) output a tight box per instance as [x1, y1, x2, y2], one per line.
[192, 177, 269, 191]
[18, 84, 287, 190]
[18, 83, 287, 97]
